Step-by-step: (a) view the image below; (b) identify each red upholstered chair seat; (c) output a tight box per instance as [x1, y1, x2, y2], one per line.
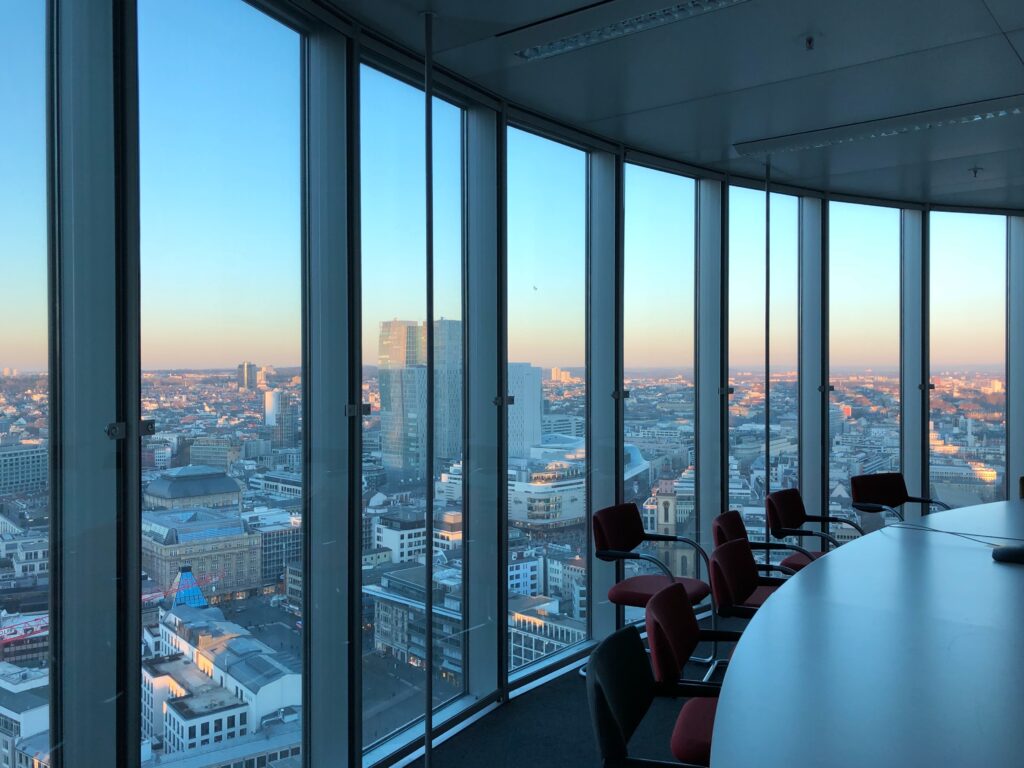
[780, 550, 825, 572]
[671, 696, 717, 766]
[608, 575, 711, 607]
[737, 585, 776, 610]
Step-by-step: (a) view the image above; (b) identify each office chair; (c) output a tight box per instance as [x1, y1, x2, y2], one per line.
[850, 471, 951, 521]
[587, 624, 719, 767]
[709, 539, 786, 619]
[592, 502, 711, 610]
[593, 502, 722, 676]
[645, 583, 741, 698]
[765, 488, 863, 566]
[711, 510, 800, 575]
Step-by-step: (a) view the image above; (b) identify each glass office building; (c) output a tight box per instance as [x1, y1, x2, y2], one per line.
[4, 1, 1024, 766]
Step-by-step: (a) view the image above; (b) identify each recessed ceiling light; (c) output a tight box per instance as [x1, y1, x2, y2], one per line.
[734, 95, 1024, 156]
[514, 0, 752, 62]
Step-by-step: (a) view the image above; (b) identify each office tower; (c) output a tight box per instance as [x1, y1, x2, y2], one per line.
[433, 318, 463, 476]
[507, 363, 543, 459]
[236, 360, 257, 391]
[379, 321, 428, 483]
[273, 393, 299, 448]
[264, 388, 283, 426]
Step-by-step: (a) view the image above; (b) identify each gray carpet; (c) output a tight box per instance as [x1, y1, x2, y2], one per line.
[410, 627, 739, 768]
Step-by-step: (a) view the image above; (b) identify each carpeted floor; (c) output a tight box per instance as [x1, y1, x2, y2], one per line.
[408, 627, 738, 768]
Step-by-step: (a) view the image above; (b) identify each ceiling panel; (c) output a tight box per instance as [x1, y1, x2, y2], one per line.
[983, 0, 1024, 32]
[327, 0, 1024, 208]
[584, 38, 1024, 162]
[437, 0, 1003, 124]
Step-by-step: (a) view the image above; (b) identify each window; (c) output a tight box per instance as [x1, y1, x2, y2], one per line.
[829, 202, 901, 532]
[727, 188, 799, 554]
[929, 212, 1006, 507]
[0, 0, 49, 726]
[621, 164, 696, 620]
[138, 2, 302, 764]
[506, 127, 588, 671]
[359, 64, 467, 748]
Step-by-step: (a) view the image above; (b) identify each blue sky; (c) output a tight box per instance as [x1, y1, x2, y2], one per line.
[0, 3, 47, 373]
[0, 0, 1011, 374]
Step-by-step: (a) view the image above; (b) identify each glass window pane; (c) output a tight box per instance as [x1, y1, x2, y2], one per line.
[430, 98, 466, 707]
[622, 165, 696, 623]
[138, 3, 302, 764]
[769, 194, 800, 495]
[0, 5, 51, 755]
[828, 202, 901, 534]
[359, 65, 428, 747]
[506, 127, 587, 673]
[727, 188, 798, 556]
[728, 186, 767, 519]
[359, 66, 467, 752]
[929, 212, 1006, 507]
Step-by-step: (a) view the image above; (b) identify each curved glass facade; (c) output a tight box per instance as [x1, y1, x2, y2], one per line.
[28, 3, 1024, 765]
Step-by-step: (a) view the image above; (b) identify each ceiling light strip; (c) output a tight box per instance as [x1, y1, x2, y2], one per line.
[514, 0, 752, 61]
[734, 95, 1024, 156]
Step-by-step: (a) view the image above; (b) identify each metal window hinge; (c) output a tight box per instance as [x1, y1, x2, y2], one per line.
[141, 419, 157, 436]
[105, 422, 126, 440]
[818, 385, 835, 393]
[345, 403, 372, 417]
[611, 390, 630, 400]
[919, 383, 936, 391]
[493, 395, 516, 406]
[719, 387, 735, 396]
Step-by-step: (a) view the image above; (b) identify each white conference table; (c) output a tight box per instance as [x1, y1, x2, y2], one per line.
[711, 500, 1024, 767]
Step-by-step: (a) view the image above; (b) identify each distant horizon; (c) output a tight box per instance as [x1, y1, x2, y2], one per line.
[0, 363, 1010, 378]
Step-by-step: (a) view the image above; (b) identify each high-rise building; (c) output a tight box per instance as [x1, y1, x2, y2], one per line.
[236, 361, 257, 391]
[264, 389, 283, 426]
[507, 363, 543, 459]
[379, 321, 428, 483]
[378, 319, 464, 482]
[272, 394, 299, 448]
[433, 318, 463, 476]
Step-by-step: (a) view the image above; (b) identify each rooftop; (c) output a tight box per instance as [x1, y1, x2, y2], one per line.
[166, 686, 246, 720]
[142, 507, 247, 546]
[144, 465, 242, 500]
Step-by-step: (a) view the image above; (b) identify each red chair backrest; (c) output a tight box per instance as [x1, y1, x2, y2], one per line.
[709, 539, 758, 612]
[850, 472, 909, 509]
[765, 488, 807, 538]
[645, 583, 700, 684]
[593, 502, 646, 555]
[712, 510, 748, 548]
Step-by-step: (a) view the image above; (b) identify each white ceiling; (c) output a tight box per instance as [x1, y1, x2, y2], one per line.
[330, 0, 1024, 209]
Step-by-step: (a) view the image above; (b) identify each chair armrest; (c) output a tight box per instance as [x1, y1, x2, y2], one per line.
[761, 540, 816, 560]
[758, 563, 796, 576]
[756, 576, 787, 587]
[596, 549, 675, 581]
[806, 514, 864, 536]
[776, 527, 840, 550]
[698, 628, 743, 643]
[908, 495, 951, 511]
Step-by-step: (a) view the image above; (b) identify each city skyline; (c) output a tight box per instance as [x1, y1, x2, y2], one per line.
[3, 7, 1012, 373]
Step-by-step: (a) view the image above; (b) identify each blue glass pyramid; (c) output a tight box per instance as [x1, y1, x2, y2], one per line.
[168, 565, 208, 608]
